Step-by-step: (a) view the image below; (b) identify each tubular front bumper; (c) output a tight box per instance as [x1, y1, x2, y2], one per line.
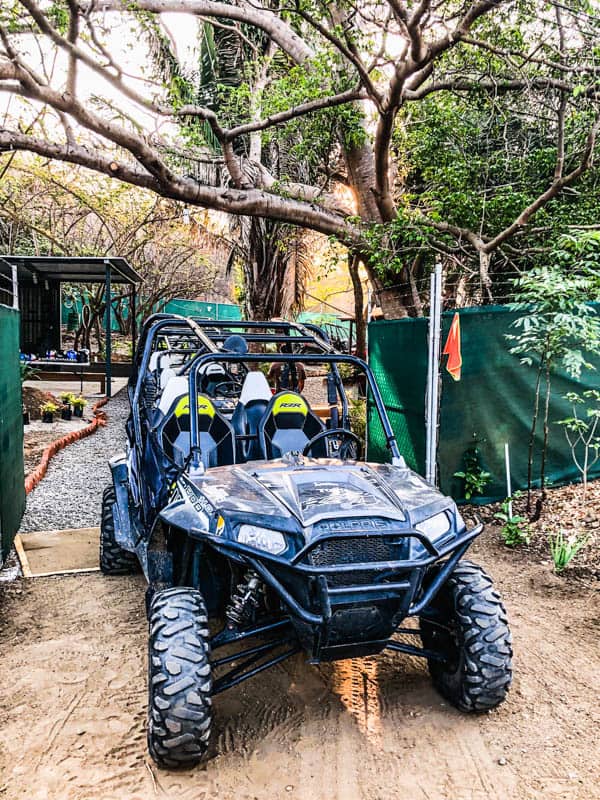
[195, 523, 483, 627]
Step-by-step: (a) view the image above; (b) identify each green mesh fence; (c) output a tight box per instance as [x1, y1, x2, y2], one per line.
[367, 317, 428, 470]
[368, 305, 600, 502]
[0, 305, 25, 561]
[162, 299, 242, 320]
[61, 297, 243, 329]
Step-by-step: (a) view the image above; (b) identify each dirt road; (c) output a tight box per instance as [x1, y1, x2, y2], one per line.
[0, 537, 597, 800]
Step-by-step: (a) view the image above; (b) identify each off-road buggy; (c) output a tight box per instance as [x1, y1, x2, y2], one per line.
[101, 315, 512, 768]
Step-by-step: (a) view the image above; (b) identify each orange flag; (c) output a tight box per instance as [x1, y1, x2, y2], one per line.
[442, 312, 462, 381]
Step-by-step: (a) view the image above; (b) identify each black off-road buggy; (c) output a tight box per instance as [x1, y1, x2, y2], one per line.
[101, 315, 512, 768]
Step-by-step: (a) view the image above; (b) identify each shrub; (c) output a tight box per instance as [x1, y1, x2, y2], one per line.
[493, 495, 530, 547]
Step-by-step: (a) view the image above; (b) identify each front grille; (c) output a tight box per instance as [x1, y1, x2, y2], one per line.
[308, 536, 401, 587]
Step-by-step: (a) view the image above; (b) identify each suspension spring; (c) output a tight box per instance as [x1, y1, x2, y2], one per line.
[225, 570, 263, 628]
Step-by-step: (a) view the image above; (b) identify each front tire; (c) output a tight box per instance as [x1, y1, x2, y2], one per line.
[99, 486, 139, 575]
[420, 561, 512, 712]
[147, 587, 213, 768]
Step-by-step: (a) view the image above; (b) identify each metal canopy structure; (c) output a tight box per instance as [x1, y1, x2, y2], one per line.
[0, 255, 142, 397]
[1, 255, 141, 284]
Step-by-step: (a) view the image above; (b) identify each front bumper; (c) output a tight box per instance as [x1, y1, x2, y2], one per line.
[196, 523, 482, 659]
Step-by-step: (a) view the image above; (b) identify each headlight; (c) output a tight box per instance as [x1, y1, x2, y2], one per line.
[415, 512, 451, 540]
[237, 525, 286, 555]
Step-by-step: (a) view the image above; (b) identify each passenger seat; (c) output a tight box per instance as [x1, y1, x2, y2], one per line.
[231, 371, 273, 461]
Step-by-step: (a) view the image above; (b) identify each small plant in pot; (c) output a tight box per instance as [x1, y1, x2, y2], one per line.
[72, 396, 87, 418]
[40, 400, 59, 423]
[22, 402, 30, 426]
[59, 391, 75, 420]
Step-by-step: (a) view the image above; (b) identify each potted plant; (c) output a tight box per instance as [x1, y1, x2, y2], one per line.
[59, 391, 75, 420]
[22, 402, 30, 426]
[72, 396, 88, 418]
[40, 400, 59, 423]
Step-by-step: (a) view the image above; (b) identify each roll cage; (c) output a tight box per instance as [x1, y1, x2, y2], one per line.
[127, 316, 403, 523]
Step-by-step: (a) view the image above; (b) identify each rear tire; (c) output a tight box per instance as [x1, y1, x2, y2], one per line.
[420, 561, 512, 712]
[99, 486, 139, 575]
[147, 587, 213, 768]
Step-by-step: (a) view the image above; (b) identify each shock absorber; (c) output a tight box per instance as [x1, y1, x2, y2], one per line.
[225, 570, 263, 628]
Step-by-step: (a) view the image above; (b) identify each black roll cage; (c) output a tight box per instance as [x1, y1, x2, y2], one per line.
[131, 315, 402, 473]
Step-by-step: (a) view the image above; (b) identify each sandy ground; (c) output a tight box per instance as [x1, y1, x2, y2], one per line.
[0, 535, 597, 800]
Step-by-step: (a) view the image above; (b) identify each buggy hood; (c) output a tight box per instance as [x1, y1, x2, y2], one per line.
[186, 459, 453, 530]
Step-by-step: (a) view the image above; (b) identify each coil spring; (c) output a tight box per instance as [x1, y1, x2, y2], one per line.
[225, 570, 262, 627]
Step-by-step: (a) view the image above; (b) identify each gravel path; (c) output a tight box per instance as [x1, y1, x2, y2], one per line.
[19, 390, 130, 533]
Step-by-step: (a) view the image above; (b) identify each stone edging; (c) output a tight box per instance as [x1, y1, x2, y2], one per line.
[24, 397, 109, 495]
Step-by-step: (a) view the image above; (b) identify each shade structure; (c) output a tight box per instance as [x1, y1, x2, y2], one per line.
[0, 255, 141, 284]
[0, 255, 142, 397]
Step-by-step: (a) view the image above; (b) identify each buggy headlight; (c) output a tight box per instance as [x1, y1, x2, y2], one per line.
[415, 512, 451, 540]
[237, 525, 286, 555]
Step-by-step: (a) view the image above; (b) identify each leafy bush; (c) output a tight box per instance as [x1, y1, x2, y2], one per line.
[454, 441, 491, 500]
[348, 397, 366, 444]
[493, 495, 530, 547]
[39, 400, 59, 415]
[20, 361, 39, 384]
[557, 390, 600, 500]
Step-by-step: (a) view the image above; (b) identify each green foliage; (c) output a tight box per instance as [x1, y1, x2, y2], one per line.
[557, 390, 600, 490]
[553, 231, 600, 298]
[336, 361, 359, 381]
[508, 259, 600, 513]
[508, 265, 600, 379]
[39, 400, 59, 415]
[493, 494, 530, 547]
[548, 529, 589, 573]
[20, 361, 39, 384]
[348, 397, 366, 445]
[46, 3, 69, 35]
[454, 442, 491, 500]
[388, 49, 600, 283]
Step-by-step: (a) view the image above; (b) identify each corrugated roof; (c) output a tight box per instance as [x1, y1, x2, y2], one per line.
[0, 256, 141, 284]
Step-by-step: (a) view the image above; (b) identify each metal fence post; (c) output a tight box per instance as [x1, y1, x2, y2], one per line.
[11, 264, 18, 310]
[425, 262, 442, 486]
[105, 260, 112, 398]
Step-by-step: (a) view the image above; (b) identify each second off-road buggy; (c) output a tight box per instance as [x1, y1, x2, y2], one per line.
[101, 316, 512, 768]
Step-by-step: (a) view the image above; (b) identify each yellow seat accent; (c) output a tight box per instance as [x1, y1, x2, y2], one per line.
[174, 395, 216, 418]
[272, 393, 308, 416]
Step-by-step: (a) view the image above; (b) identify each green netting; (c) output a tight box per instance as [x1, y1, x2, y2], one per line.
[367, 317, 428, 469]
[61, 297, 243, 329]
[0, 305, 25, 560]
[368, 305, 600, 502]
[162, 299, 242, 320]
[61, 295, 124, 331]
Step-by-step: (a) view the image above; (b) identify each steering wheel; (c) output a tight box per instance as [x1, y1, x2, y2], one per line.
[212, 379, 243, 398]
[302, 428, 361, 459]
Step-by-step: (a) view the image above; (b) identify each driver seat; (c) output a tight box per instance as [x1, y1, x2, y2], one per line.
[159, 392, 235, 469]
[258, 391, 326, 459]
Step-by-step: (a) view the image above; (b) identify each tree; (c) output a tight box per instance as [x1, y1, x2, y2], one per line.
[0, 154, 229, 349]
[508, 258, 600, 520]
[1, 1, 600, 316]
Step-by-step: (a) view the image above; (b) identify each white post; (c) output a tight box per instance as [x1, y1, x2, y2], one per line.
[504, 442, 513, 516]
[425, 262, 443, 486]
[11, 264, 18, 310]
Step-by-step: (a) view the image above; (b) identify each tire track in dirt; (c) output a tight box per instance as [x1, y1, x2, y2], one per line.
[0, 538, 598, 800]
